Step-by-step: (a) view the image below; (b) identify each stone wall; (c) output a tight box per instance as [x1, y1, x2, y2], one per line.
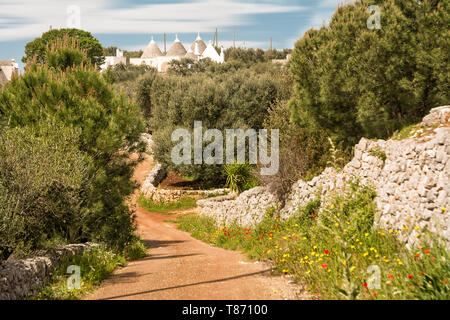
[0, 243, 97, 300]
[199, 107, 450, 247]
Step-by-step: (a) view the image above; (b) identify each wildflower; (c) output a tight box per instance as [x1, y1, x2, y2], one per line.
[365, 233, 369, 237]
[407, 275, 413, 279]
[431, 257, 435, 261]
[363, 252, 369, 257]
[414, 253, 420, 258]
[321, 264, 327, 269]
[442, 207, 447, 211]
[372, 292, 377, 297]
[389, 275, 394, 279]
[350, 266, 356, 272]
[363, 283, 368, 288]
[444, 280, 448, 284]
[324, 250, 330, 255]
[424, 250, 431, 255]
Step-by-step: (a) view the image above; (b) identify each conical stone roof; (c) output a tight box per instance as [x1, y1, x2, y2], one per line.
[189, 33, 207, 55]
[167, 35, 187, 57]
[141, 37, 163, 58]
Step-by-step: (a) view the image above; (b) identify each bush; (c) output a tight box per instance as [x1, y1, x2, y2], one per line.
[290, 0, 449, 146]
[0, 41, 145, 254]
[148, 66, 289, 184]
[0, 120, 89, 260]
[23, 28, 104, 66]
[123, 237, 148, 261]
[260, 97, 341, 198]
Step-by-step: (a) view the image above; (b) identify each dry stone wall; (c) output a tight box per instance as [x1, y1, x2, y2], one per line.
[0, 243, 97, 300]
[199, 107, 450, 248]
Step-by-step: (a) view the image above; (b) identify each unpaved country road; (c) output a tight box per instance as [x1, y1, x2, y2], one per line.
[84, 155, 310, 300]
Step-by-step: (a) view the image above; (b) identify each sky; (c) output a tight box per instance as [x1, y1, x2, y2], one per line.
[0, 0, 343, 69]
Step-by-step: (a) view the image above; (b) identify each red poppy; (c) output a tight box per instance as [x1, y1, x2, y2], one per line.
[324, 250, 330, 255]
[388, 275, 394, 279]
[414, 254, 420, 258]
[424, 250, 431, 255]
[407, 275, 413, 279]
[295, 236, 298, 240]
[431, 257, 435, 261]
[419, 272, 424, 275]
[363, 283, 368, 288]
[372, 292, 377, 297]
[444, 280, 448, 284]
[321, 264, 327, 269]
[312, 213, 316, 217]
[276, 217, 280, 220]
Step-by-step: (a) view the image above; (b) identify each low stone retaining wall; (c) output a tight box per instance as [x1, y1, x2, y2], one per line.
[198, 106, 450, 248]
[0, 243, 98, 300]
[197, 187, 279, 227]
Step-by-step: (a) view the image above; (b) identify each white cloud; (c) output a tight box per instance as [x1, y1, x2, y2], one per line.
[0, 0, 305, 42]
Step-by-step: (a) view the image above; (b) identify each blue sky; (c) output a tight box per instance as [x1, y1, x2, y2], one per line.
[0, 0, 341, 69]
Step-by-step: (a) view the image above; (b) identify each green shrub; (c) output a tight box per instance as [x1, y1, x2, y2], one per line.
[149, 66, 289, 184]
[224, 162, 259, 193]
[138, 195, 197, 213]
[260, 96, 341, 198]
[0, 120, 89, 260]
[369, 146, 387, 162]
[23, 28, 104, 66]
[176, 182, 450, 300]
[0, 42, 145, 253]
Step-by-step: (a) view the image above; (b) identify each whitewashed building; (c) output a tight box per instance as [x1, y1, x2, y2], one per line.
[0, 59, 19, 82]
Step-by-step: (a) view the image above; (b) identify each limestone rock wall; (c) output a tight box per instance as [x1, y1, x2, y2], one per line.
[199, 107, 450, 247]
[197, 186, 279, 227]
[0, 243, 97, 300]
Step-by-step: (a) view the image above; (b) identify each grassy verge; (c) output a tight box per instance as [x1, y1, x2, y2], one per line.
[29, 238, 148, 300]
[138, 195, 197, 214]
[175, 182, 450, 300]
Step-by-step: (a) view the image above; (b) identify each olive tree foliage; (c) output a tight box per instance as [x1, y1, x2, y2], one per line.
[289, 0, 449, 146]
[0, 41, 145, 258]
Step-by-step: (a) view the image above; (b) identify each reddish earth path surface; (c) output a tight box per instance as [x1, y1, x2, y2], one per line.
[84, 155, 310, 300]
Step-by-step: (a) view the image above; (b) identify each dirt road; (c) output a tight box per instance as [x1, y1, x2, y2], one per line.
[85, 155, 309, 300]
